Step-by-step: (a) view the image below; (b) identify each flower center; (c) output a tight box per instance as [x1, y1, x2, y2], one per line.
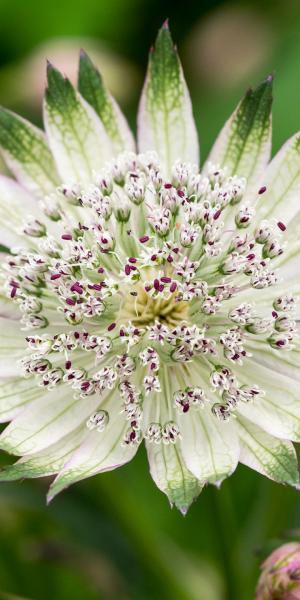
[119, 284, 189, 327]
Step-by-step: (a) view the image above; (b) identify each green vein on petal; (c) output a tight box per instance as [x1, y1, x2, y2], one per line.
[237, 416, 299, 486]
[78, 50, 135, 155]
[44, 62, 113, 183]
[137, 21, 199, 175]
[146, 439, 203, 514]
[206, 76, 272, 186]
[0, 107, 59, 197]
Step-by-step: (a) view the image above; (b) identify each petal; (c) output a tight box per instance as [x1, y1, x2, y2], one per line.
[137, 22, 199, 174]
[0, 316, 26, 377]
[0, 385, 102, 455]
[253, 132, 300, 222]
[0, 175, 43, 247]
[0, 377, 44, 422]
[0, 107, 59, 197]
[47, 408, 138, 501]
[146, 440, 203, 515]
[43, 63, 113, 184]
[236, 358, 300, 441]
[0, 425, 87, 481]
[78, 50, 135, 155]
[206, 77, 272, 186]
[180, 409, 239, 486]
[237, 415, 299, 485]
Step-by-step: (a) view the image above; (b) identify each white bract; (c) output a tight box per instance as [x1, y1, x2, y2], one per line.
[0, 24, 299, 513]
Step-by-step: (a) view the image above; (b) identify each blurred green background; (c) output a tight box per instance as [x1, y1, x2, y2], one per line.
[0, 0, 300, 598]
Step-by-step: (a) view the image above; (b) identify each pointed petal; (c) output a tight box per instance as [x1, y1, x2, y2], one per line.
[0, 385, 102, 455]
[206, 77, 272, 185]
[180, 409, 239, 485]
[237, 359, 300, 441]
[78, 50, 135, 155]
[44, 64, 113, 184]
[0, 107, 59, 197]
[0, 425, 87, 481]
[137, 22, 199, 174]
[0, 175, 43, 247]
[47, 410, 138, 501]
[146, 440, 202, 514]
[253, 132, 300, 222]
[237, 416, 299, 485]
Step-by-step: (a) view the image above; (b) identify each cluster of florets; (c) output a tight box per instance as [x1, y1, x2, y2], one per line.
[2, 151, 297, 444]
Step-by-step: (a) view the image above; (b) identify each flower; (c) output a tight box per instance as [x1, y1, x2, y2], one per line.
[255, 543, 300, 599]
[0, 22, 299, 514]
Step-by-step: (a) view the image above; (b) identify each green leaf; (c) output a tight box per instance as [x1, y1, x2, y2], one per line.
[237, 416, 299, 486]
[44, 63, 113, 183]
[0, 107, 59, 197]
[78, 50, 135, 155]
[138, 22, 199, 174]
[207, 77, 273, 185]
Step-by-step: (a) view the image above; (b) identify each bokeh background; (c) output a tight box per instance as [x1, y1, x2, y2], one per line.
[0, 0, 300, 598]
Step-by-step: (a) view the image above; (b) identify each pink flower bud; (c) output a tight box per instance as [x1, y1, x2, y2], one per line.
[255, 543, 300, 599]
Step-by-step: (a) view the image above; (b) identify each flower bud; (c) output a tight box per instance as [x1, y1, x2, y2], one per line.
[255, 543, 300, 600]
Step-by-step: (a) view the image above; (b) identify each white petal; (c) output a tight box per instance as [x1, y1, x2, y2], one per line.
[0, 316, 26, 377]
[237, 359, 300, 441]
[0, 385, 103, 455]
[0, 176, 42, 248]
[0, 425, 87, 481]
[251, 132, 300, 222]
[47, 408, 138, 501]
[180, 409, 239, 485]
[0, 377, 44, 422]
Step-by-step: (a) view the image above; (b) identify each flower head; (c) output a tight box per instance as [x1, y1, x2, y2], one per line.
[0, 24, 299, 513]
[255, 543, 300, 599]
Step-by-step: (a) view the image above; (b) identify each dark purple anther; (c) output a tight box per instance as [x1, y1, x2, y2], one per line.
[161, 276, 171, 283]
[170, 282, 177, 293]
[277, 221, 286, 231]
[70, 282, 83, 294]
[154, 278, 160, 291]
[164, 183, 172, 189]
[65, 361, 72, 369]
[107, 322, 116, 332]
[66, 297, 76, 306]
[50, 273, 61, 281]
[213, 209, 222, 220]
[139, 235, 149, 243]
[258, 186, 267, 195]
[125, 264, 131, 276]
[128, 257, 137, 263]
[61, 233, 72, 240]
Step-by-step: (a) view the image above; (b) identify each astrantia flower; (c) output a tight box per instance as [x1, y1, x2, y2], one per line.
[0, 23, 299, 513]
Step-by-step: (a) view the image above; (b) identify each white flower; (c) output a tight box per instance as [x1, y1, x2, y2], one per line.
[0, 25, 299, 515]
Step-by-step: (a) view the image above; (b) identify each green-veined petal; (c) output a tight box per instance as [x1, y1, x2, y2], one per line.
[146, 439, 202, 514]
[0, 425, 87, 481]
[0, 175, 43, 248]
[47, 409, 139, 502]
[137, 22, 199, 174]
[78, 50, 135, 155]
[0, 107, 59, 197]
[0, 377, 44, 423]
[237, 416, 299, 486]
[44, 63, 113, 184]
[206, 77, 272, 186]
